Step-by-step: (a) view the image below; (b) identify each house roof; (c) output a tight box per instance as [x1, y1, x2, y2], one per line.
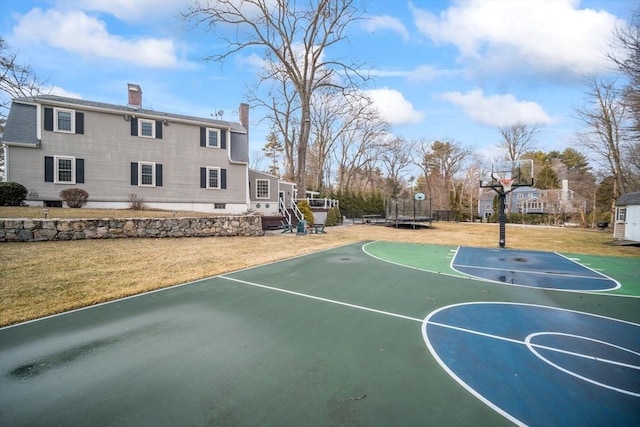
[1, 102, 39, 145]
[617, 191, 640, 206]
[10, 94, 247, 133]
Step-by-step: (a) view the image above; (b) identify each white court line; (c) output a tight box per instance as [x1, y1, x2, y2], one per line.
[428, 321, 640, 371]
[555, 252, 622, 290]
[449, 247, 628, 294]
[0, 242, 361, 331]
[450, 262, 614, 281]
[219, 275, 424, 323]
[361, 241, 473, 280]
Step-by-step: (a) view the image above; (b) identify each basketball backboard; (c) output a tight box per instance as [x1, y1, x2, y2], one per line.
[480, 159, 534, 193]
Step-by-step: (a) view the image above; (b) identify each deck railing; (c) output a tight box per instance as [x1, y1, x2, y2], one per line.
[300, 197, 339, 209]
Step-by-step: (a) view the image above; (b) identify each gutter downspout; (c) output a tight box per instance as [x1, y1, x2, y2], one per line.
[2, 144, 7, 181]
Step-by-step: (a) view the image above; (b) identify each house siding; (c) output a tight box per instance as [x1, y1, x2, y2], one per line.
[5, 96, 249, 211]
[248, 170, 280, 215]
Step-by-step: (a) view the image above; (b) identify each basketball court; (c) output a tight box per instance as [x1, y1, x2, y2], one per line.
[1, 240, 638, 426]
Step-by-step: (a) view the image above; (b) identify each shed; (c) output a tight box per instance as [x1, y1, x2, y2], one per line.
[613, 191, 640, 242]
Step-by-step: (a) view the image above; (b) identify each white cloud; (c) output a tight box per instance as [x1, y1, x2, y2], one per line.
[365, 87, 424, 125]
[372, 65, 457, 82]
[362, 15, 410, 40]
[59, 0, 188, 23]
[411, 0, 621, 77]
[438, 88, 551, 127]
[13, 8, 179, 68]
[47, 86, 83, 98]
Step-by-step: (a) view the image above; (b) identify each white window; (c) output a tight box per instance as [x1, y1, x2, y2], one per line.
[139, 162, 156, 186]
[139, 119, 155, 138]
[617, 207, 626, 221]
[256, 179, 270, 198]
[517, 193, 523, 200]
[484, 203, 491, 210]
[207, 128, 220, 148]
[54, 108, 74, 133]
[55, 155, 75, 184]
[207, 167, 220, 189]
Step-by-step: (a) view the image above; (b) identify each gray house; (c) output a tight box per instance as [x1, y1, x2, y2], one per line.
[2, 84, 251, 213]
[478, 180, 586, 222]
[614, 191, 640, 242]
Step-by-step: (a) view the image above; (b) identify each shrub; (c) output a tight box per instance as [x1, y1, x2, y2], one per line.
[0, 182, 28, 206]
[296, 200, 315, 224]
[325, 207, 337, 226]
[128, 193, 145, 210]
[325, 206, 341, 226]
[59, 188, 89, 208]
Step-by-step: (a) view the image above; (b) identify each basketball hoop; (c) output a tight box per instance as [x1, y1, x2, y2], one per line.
[500, 178, 515, 193]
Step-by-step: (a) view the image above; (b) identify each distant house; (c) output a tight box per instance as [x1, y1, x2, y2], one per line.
[614, 191, 640, 243]
[2, 84, 252, 213]
[478, 179, 587, 221]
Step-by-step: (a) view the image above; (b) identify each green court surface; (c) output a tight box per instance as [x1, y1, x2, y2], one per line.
[0, 241, 638, 426]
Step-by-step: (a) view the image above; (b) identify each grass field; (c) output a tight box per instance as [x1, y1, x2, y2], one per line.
[1, 207, 638, 327]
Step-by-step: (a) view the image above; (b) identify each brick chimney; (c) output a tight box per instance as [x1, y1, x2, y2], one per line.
[127, 83, 142, 109]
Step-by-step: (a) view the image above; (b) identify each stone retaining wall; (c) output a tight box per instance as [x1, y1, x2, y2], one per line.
[0, 216, 264, 242]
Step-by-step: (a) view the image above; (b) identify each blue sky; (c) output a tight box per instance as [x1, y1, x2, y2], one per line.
[0, 0, 635, 169]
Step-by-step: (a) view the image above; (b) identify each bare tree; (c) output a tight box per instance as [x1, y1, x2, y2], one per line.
[416, 139, 472, 211]
[608, 9, 640, 137]
[378, 136, 415, 199]
[498, 122, 542, 161]
[575, 76, 636, 219]
[184, 0, 368, 195]
[0, 37, 45, 119]
[332, 94, 388, 192]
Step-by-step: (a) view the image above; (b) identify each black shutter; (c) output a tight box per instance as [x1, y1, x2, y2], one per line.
[75, 112, 84, 134]
[155, 121, 163, 139]
[131, 162, 138, 185]
[200, 127, 206, 147]
[44, 156, 54, 182]
[220, 131, 227, 149]
[221, 168, 227, 189]
[76, 159, 85, 183]
[156, 164, 163, 186]
[44, 108, 54, 131]
[130, 118, 138, 136]
[200, 167, 206, 188]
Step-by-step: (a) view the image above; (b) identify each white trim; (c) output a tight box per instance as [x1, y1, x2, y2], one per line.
[138, 119, 155, 138]
[256, 178, 270, 199]
[206, 127, 220, 148]
[2, 144, 7, 181]
[138, 161, 156, 187]
[54, 107, 75, 133]
[36, 103, 42, 140]
[54, 155, 76, 184]
[206, 166, 221, 189]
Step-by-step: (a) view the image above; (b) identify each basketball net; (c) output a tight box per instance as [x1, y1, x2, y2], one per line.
[499, 178, 515, 193]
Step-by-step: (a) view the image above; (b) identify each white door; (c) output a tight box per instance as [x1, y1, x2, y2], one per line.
[625, 206, 640, 241]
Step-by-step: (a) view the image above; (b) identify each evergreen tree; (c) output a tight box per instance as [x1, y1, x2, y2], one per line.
[536, 163, 560, 189]
[262, 131, 284, 176]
